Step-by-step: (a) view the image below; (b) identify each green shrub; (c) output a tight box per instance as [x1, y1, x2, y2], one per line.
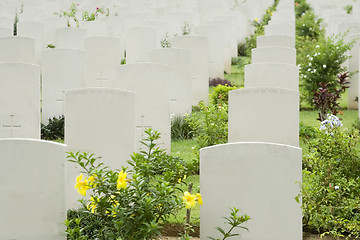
[41, 115, 64, 140]
[171, 114, 194, 141]
[187, 101, 228, 151]
[302, 115, 360, 238]
[210, 84, 238, 106]
[299, 122, 317, 142]
[66, 129, 187, 240]
[295, 0, 311, 18]
[299, 33, 355, 106]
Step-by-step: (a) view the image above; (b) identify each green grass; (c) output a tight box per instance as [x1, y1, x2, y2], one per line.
[224, 64, 246, 88]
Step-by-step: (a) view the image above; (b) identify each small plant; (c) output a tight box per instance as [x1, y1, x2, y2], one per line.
[344, 4, 353, 14]
[313, 72, 349, 121]
[160, 32, 171, 48]
[54, 3, 79, 27]
[66, 129, 186, 239]
[180, 183, 203, 240]
[82, 7, 105, 21]
[47, 43, 56, 48]
[181, 21, 192, 35]
[41, 115, 64, 140]
[13, 4, 23, 36]
[208, 207, 250, 240]
[171, 114, 194, 141]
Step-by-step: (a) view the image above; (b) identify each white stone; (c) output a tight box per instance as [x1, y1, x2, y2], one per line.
[0, 139, 66, 240]
[0, 36, 35, 63]
[252, 47, 297, 65]
[80, 21, 107, 36]
[245, 63, 299, 90]
[55, 27, 86, 49]
[17, 21, 44, 63]
[146, 48, 192, 116]
[41, 48, 86, 123]
[115, 63, 171, 152]
[200, 142, 302, 240]
[228, 87, 299, 147]
[125, 26, 157, 63]
[64, 87, 136, 209]
[194, 24, 225, 79]
[84, 36, 123, 87]
[170, 35, 209, 105]
[0, 27, 12, 37]
[265, 23, 295, 36]
[256, 34, 295, 48]
[0, 63, 40, 138]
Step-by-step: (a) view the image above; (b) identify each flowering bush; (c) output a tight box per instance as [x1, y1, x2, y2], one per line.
[302, 116, 360, 238]
[65, 129, 188, 240]
[299, 33, 355, 106]
[210, 84, 238, 106]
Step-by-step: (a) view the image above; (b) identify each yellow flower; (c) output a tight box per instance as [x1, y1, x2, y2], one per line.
[254, 18, 258, 22]
[196, 193, 203, 205]
[75, 173, 90, 196]
[87, 197, 97, 213]
[182, 191, 196, 209]
[88, 175, 98, 188]
[271, 12, 273, 16]
[117, 170, 128, 189]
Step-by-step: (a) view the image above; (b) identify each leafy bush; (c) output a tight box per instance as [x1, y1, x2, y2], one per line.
[295, 0, 311, 18]
[313, 72, 349, 121]
[299, 33, 355, 106]
[209, 78, 233, 87]
[299, 122, 317, 142]
[296, 10, 324, 40]
[210, 84, 238, 106]
[187, 101, 228, 151]
[171, 114, 193, 141]
[41, 115, 64, 140]
[66, 129, 187, 240]
[302, 116, 360, 238]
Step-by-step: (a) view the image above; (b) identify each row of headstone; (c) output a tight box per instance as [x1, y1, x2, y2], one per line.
[200, 0, 303, 239]
[0, 0, 279, 238]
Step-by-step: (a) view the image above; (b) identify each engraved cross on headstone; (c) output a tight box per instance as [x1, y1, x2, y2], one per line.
[96, 71, 108, 87]
[136, 115, 152, 139]
[3, 114, 21, 138]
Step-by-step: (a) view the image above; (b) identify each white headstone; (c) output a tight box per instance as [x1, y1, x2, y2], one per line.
[245, 63, 299, 90]
[146, 48, 192, 116]
[252, 46, 296, 65]
[170, 35, 209, 105]
[200, 142, 302, 240]
[256, 34, 295, 48]
[65, 87, 136, 209]
[17, 21, 44, 63]
[0, 139, 66, 240]
[0, 27, 12, 37]
[41, 48, 86, 123]
[125, 26, 157, 63]
[0, 63, 40, 138]
[265, 23, 295, 36]
[228, 87, 299, 147]
[55, 27, 86, 49]
[116, 63, 171, 152]
[0, 36, 35, 63]
[194, 24, 225, 79]
[80, 21, 107, 36]
[84, 36, 122, 87]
